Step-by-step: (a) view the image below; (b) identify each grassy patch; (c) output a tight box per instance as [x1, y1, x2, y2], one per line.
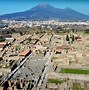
[47, 79, 64, 85]
[72, 83, 84, 90]
[59, 68, 89, 74]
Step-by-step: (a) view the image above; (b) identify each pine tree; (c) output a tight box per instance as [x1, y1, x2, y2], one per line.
[72, 35, 75, 42]
[66, 34, 69, 41]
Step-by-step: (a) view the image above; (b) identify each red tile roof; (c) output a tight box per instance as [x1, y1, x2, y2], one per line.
[75, 36, 81, 40]
[19, 50, 30, 56]
[56, 45, 71, 50]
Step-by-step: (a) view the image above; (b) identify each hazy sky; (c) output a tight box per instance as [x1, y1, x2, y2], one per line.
[0, 0, 89, 15]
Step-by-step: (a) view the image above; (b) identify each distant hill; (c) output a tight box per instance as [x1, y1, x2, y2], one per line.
[0, 3, 89, 21]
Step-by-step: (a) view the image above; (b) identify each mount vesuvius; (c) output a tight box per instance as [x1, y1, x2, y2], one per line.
[0, 3, 89, 21]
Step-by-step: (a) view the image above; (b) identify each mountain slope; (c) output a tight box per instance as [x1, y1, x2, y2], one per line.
[0, 3, 89, 21]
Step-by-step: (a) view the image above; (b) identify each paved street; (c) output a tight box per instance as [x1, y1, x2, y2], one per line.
[36, 51, 53, 90]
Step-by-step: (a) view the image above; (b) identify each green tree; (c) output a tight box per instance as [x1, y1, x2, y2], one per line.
[66, 34, 69, 41]
[85, 29, 89, 33]
[72, 35, 75, 42]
